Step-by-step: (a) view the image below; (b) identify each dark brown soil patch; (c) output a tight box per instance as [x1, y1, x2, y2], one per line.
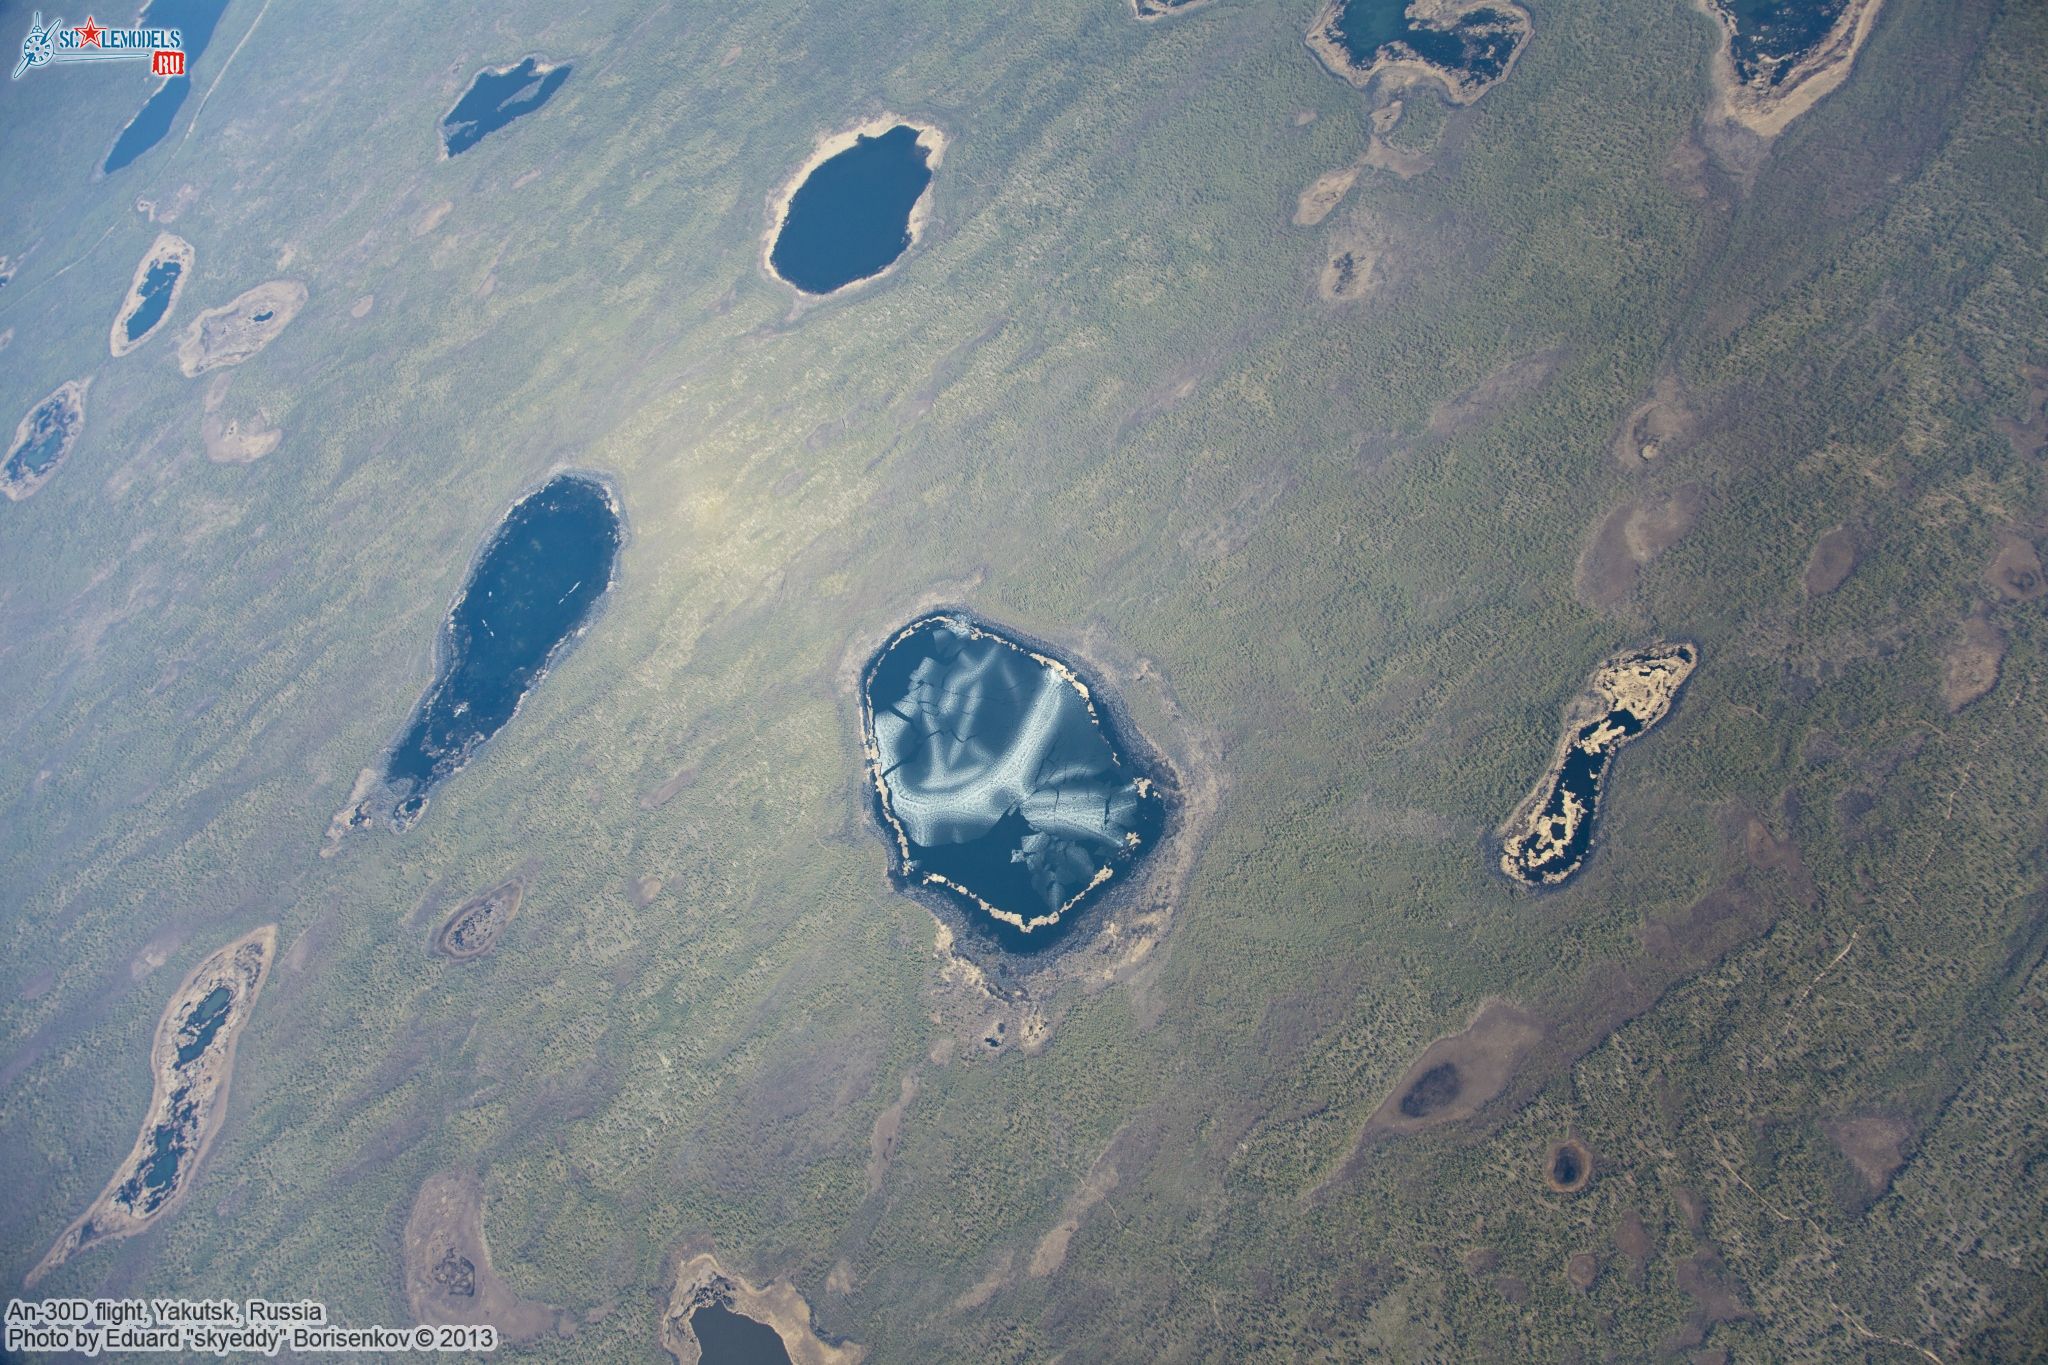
[1993, 364, 2047, 461]
[1942, 616, 2005, 711]
[1575, 487, 1702, 610]
[1545, 1137, 1594, 1193]
[1611, 374, 1697, 470]
[1987, 534, 2045, 601]
[1355, 1001, 1543, 1142]
[1613, 1209, 1653, 1281]
[403, 1169, 567, 1344]
[1802, 526, 1858, 595]
[1823, 1114, 1912, 1192]
[1425, 346, 1565, 439]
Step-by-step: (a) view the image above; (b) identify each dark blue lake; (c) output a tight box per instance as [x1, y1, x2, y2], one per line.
[125, 259, 184, 342]
[1329, 0, 1521, 84]
[690, 1303, 791, 1365]
[381, 474, 621, 828]
[770, 125, 934, 295]
[862, 614, 1168, 952]
[442, 58, 571, 156]
[102, 0, 232, 175]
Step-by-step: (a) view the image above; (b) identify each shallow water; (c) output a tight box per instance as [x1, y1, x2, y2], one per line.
[442, 58, 571, 156]
[125, 260, 183, 342]
[103, 0, 232, 174]
[4, 392, 82, 482]
[690, 1303, 792, 1365]
[770, 125, 933, 295]
[863, 615, 1166, 949]
[381, 474, 620, 824]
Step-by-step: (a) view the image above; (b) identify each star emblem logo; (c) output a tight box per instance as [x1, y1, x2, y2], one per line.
[76, 16, 102, 47]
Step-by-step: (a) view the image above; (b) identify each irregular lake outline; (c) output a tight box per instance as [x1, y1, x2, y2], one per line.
[1305, 0, 1533, 106]
[440, 55, 572, 158]
[27, 925, 276, 1286]
[763, 115, 947, 300]
[1496, 642, 1699, 888]
[365, 470, 626, 833]
[2, 378, 90, 502]
[857, 609, 1173, 953]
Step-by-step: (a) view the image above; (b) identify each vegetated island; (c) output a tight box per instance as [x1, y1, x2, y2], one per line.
[28, 925, 276, 1286]
[662, 1251, 864, 1365]
[441, 57, 571, 157]
[109, 232, 194, 357]
[1306, 0, 1532, 105]
[2, 379, 89, 502]
[1498, 642, 1698, 887]
[176, 280, 307, 377]
[335, 473, 622, 837]
[1695, 0, 1886, 137]
[765, 117, 946, 297]
[860, 612, 1170, 953]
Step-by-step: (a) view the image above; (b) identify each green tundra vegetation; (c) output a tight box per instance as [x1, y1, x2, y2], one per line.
[0, 0, 2042, 1358]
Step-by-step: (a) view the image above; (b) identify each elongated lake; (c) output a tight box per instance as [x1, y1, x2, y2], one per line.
[125, 260, 184, 343]
[103, 0, 233, 175]
[379, 473, 621, 829]
[770, 124, 937, 295]
[442, 58, 571, 156]
[862, 614, 1168, 951]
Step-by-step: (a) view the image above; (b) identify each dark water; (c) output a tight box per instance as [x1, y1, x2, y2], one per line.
[381, 474, 621, 827]
[442, 58, 572, 156]
[116, 1087, 198, 1214]
[3, 391, 83, 482]
[1722, 0, 1851, 83]
[863, 615, 1167, 952]
[125, 260, 184, 342]
[1330, 0, 1522, 83]
[1551, 1145, 1583, 1186]
[102, 0, 233, 175]
[1399, 1063, 1462, 1118]
[174, 985, 231, 1066]
[1508, 709, 1644, 884]
[770, 125, 934, 295]
[691, 1303, 792, 1365]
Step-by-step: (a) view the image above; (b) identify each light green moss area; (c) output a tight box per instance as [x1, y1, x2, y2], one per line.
[0, 0, 2042, 1358]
